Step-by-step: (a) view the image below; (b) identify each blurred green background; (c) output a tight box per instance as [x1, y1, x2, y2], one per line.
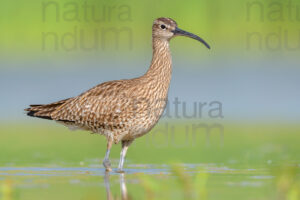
[0, 0, 300, 199]
[1, 0, 299, 58]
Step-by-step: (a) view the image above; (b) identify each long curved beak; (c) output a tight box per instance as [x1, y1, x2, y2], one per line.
[172, 27, 210, 49]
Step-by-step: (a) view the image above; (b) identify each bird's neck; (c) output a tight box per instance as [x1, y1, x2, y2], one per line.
[144, 37, 172, 81]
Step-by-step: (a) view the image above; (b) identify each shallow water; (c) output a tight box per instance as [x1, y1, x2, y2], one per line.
[0, 163, 270, 177]
[0, 163, 282, 200]
[0, 166, 169, 176]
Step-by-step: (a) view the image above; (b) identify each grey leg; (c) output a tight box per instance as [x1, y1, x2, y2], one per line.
[103, 139, 113, 172]
[117, 140, 133, 173]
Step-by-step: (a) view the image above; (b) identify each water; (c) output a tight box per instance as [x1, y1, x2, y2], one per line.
[0, 163, 281, 200]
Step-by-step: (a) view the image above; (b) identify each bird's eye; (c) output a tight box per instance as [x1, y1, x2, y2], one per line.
[160, 24, 166, 30]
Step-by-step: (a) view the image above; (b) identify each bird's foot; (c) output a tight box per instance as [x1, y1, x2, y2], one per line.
[103, 159, 112, 172]
[116, 168, 125, 173]
[105, 167, 112, 172]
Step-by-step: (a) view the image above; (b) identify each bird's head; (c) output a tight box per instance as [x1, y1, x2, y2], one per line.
[152, 17, 210, 49]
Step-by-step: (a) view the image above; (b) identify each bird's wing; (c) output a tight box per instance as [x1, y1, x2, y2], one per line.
[51, 80, 136, 130]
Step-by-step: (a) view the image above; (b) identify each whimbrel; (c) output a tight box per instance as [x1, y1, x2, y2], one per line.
[25, 17, 210, 172]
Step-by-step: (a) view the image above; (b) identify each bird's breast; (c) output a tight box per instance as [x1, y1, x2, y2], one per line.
[123, 81, 169, 138]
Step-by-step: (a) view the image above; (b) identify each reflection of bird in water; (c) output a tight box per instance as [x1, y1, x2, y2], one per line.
[104, 172, 128, 200]
[25, 17, 210, 172]
[104, 172, 113, 200]
[120, 174, 128, 200]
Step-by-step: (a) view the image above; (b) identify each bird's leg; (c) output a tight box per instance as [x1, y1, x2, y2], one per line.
[103, 138, 113, 172]
[117, 140, 133, 173]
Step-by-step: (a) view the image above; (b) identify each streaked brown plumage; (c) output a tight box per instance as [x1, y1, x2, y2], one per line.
[25, 17, 210, 172]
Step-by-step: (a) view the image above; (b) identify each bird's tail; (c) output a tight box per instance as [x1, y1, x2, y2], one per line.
[25, 98, 70, 120]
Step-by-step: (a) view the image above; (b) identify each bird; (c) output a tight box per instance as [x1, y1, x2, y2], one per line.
[25, 17, 210, 173]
